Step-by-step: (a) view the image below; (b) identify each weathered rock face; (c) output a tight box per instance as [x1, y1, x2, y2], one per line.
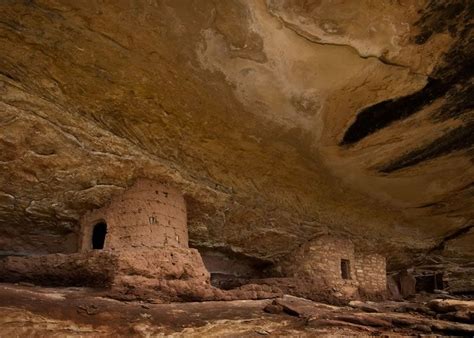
[0, 1, 472, 286]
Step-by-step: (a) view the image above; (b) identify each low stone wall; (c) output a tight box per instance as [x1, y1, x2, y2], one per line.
[0, 249, 281, 303]
[0, 248, 208, 288]
[0, 251, 118, 287]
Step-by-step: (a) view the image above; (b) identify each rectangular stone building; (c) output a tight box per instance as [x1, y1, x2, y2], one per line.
[279, 235, 386, 299]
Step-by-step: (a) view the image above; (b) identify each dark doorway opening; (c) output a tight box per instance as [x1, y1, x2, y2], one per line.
[92, 222, 107, 250]
[341, 259, 351, 280]
[415, 273, 444, 292]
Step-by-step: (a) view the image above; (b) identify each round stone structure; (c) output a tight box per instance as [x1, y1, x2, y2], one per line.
[79, 179, 188, 251]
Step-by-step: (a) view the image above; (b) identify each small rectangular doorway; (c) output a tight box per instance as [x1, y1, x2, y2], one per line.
[341, 259, 351, 280]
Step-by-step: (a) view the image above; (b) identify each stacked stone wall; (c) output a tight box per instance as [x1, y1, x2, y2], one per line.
[279, 235, 387, 299]
[0, 248, 209, 289]
[280, 235, 359, 292]
[354, 253, 387, 295]
[79, 179, 188, 251]
[0, 251, 118, 287]
[355, 253, 387, 294]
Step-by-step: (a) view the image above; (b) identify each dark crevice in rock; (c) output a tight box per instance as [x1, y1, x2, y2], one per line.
[191, 245, 275, 289]
[340, 77, 438, 146]
[0, 70, 17, 81]
[429, 222, 474, 253]
[378, 121, 474, 173]
[414, 202, 443, 209]
[413, 1, 472, 42]
[340, 0, 473, 147]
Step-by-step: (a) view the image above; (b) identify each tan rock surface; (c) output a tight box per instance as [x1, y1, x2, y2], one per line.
[4, 283, 473, 336]
[0, 0, 472, 286]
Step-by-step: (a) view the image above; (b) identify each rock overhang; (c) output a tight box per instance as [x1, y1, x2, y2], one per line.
[0, 0, 472, 286]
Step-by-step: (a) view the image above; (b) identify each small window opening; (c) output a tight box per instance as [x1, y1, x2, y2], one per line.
[341, 259, 351, 280]
[415, 272, 444, 292]
[92, 222, 107, 250]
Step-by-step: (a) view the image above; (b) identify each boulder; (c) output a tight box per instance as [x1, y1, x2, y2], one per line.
[386, 276, 402, 300]
[428, 299, 474, 313]
[397, 270, 416, 298]
[348, 300, 380, 313]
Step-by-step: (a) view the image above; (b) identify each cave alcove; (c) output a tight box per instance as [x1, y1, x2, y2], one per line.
[92, 222, 107, 250]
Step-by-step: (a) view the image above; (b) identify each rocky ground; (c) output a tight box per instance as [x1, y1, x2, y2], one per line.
[0, 283, 472, 336]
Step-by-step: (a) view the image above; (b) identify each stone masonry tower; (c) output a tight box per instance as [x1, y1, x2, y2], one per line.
[79, 179, 188, 251]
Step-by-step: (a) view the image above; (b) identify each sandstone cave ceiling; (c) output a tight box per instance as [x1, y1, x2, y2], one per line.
[0, 0, 472, 269]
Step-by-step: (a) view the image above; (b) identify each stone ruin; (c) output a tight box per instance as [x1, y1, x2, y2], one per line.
[0, 179, 388, 303]
[79, 179, 189, 251]
[278, 235, 387, 300]
[0, 179, 212, 302]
